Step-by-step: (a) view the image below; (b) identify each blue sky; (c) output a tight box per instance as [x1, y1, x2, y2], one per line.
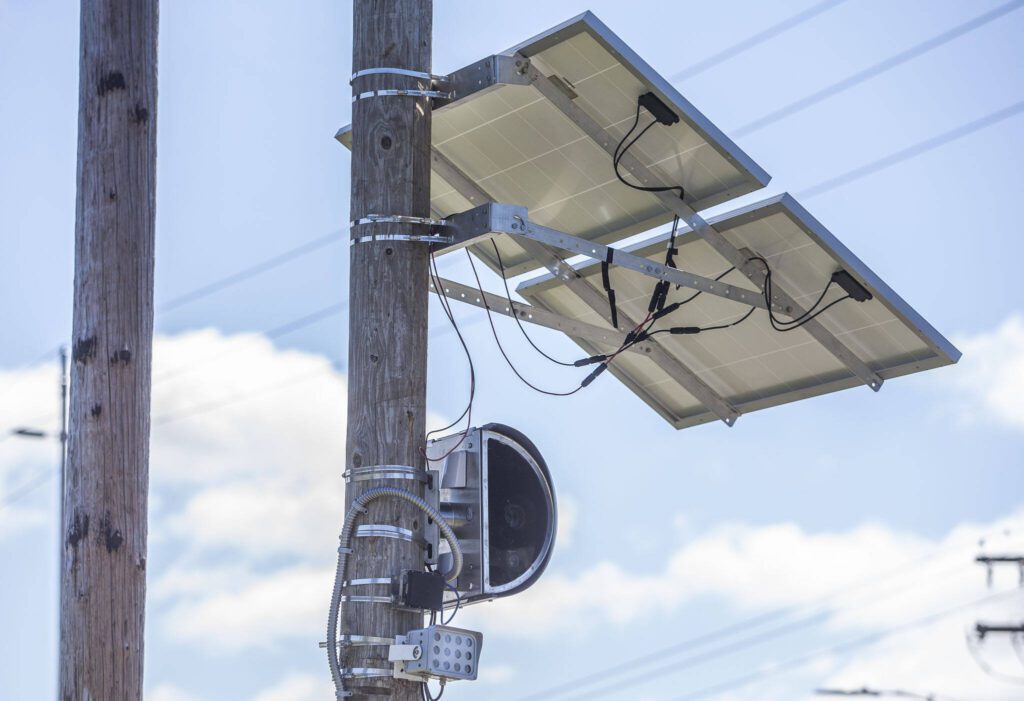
[2, 1, 1023, 700]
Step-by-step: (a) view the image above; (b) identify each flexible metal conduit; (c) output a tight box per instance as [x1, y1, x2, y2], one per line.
[327, 486, 463, 699]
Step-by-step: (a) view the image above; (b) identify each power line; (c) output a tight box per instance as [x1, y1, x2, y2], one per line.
[0, 229, 345, 388]
[669, 0, 850, 83]
[733, 0, 1024, 137]
[153, 300, 346, 383]
[665, 589, 1019, 701]
[151, 362, 337, 427]
[0, 469, 53, 512]
[157, 230, 343, 312]
[799, 99, 1024, 199]
[552, 561, 974, 701]
[513, 531, 1022, 701]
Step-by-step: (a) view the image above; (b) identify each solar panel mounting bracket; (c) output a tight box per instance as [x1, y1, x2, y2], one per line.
[430, 275, 660, 358]
[442, 202, 782, 313]
[439, 54, 532, 106]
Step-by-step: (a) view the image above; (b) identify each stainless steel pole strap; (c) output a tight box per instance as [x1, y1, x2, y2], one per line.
[343, 464, 431, 484]
[350, 215, 452, 246]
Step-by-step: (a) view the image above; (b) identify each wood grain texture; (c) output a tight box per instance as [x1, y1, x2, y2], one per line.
[60, 2, 157, 699]
[345, 1, 433, 698]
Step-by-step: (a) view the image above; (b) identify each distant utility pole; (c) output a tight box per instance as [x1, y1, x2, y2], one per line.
[343, 0, 432, 698]
[60, 1, 158, 699]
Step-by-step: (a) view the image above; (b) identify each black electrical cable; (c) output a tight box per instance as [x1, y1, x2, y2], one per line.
[442, 581, 462, 625]
[491, 241, 576, 367]
[424, 253, 476, 459]
[747, 255, 853, 332]
[613, 101, 686, 201]
[466, 251, 587, 397]
[642, 305, 758, 340]
[422, 679, 446, 701]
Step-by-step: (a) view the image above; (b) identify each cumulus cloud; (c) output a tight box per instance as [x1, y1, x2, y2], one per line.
[250, 672, 334, 701]
[5, 327, 1022, 701]
[952, 314, 1024, 430]
[455, 512, 1023, 643]
[0, 359, 62, 539]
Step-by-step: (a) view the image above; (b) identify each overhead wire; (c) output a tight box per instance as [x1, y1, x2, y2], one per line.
[733, 0, 1024, 138]
[511, 530, 1023, 701]
[553, 560, 980, 701]
[663, 589, 1020, 701]
[669, 0, 851, 83]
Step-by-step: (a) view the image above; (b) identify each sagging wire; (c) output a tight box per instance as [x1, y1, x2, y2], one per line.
[422, 679, 446, 701]
[747, 255, 852, 332]
[491, 240, 577, 367]
[443, 581, 463, 625]
[613, 101, 686, 201]
[466, 249, 587, 397]
[424, 252, 475, 461]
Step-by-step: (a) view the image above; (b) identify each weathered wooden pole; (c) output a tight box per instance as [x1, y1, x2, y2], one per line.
[342, 0, 432, 697]
[60, 1, 158, 699]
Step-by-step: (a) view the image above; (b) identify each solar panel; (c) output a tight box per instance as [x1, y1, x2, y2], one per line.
[337, 11, 770, 275]
[515, 193, 960, 428]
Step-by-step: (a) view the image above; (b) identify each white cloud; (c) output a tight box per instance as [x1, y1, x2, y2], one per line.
[162, 564, 331, 650]
[951, 314, 1024, 430]
[457, 512, 1024, 642]
[0, 359, 62, 539]
[251, 672, 333, 701]
[148, 685, 203, 701]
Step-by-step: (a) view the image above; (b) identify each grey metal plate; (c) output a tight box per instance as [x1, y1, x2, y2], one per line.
[337, 12, 769, 275]
[517, 193, 960, 429]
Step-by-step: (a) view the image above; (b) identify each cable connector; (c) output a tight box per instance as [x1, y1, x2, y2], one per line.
[573, 354, 607, 367]
[652, 301, 681, 321]
[670, 327, 701, 335]
[581, 363, 608, 387]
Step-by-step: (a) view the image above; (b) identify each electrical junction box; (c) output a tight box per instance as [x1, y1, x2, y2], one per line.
[394, 570, 445, 612]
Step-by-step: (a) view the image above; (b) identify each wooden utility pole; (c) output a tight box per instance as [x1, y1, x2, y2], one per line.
[60, 1, 158, 699]
[343, 0, 432, 697]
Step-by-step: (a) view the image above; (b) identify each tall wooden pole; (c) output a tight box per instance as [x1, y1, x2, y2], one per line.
[344, 0, 432, 697]
[60, 1, 158, 699]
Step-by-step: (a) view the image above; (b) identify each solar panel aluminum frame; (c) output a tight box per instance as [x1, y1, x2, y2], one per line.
[514, 193, 961, 429]
[336, 11, 771, 275]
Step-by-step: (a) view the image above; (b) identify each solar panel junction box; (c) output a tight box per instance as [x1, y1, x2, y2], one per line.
[638, 91, 679, 126]
[394, 570, 445, 612]
[831, 270, 873, 302]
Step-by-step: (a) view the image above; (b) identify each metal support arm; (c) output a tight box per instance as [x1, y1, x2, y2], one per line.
[442, 202, 779, 313]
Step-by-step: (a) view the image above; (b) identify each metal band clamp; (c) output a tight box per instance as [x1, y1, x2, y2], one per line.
[350, 67, 448, 84]
[344, 464, 431, 484]
[350, 233, 451, 245]
[340, 594, 395, 604]
[319, 634, 396, 649]
[350, 215, 453, 246]
[355, 524, 429, 550]
[342, 667, 393, 680]
[352, 88, 450, 102]
[344, 577, 392, 588]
